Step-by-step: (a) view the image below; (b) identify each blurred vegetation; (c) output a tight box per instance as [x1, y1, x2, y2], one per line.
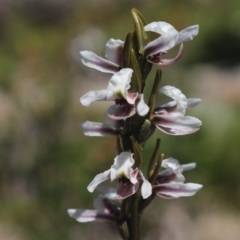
[1, 0, 240, 239]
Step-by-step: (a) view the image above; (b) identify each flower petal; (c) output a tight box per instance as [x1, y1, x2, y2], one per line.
[136, 94, 149, 116]
[154, 101, 177, 114]
[105, 39, 124, 65]
[81, 121, 119, 137]
[154, 182, 203, 199]
[155, 43, 184, 66]
[80, 90, 107, 106]
[187, 98, 201, 108]
[159, 86, 187, 110]
[156, 124, 200, 135]
[155, 169, 177, 184]
[107, 105, 136, 120]
[181, 163, 196, 171]
[93, 195, 119, 216]
[153, 114, 202, 135]
[144, 21, 178, 36]
[87, 170, 111, 192]
[125, 92, 138, 105]
[144, 32, 178, 57]
[80, 51, 120, 73]
[67, 209, 116, 223]
[115, 180, 139, 201]
[129, 168, 139, 185]
[161, 158, 181, 170]
[141, 180, 152, 199]
[160, 158, 185, 183]
[107, 68, 133, 101]
[175, 25, 199, 45]
[110, 152, 135, 181]
[104, 105, 124, 127]
[96, 186, 117, 200]
[137, 170, 153, 199]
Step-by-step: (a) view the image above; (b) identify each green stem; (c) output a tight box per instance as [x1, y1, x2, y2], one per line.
[130, 192, 141, 240]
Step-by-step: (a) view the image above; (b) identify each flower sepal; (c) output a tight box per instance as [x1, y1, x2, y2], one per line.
[153, 158, 202, 199]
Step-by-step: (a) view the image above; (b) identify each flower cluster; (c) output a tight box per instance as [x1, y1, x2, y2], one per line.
[81, 85, 202, 137]
[68, 8, 202, 239]
[68, 157, 202, 224]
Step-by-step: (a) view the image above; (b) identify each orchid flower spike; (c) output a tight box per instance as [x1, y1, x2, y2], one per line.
[80, 39, 124, 73]
[87, 152, 152, 201]
[151, 85, 202, 135]
[153, 158, 202, 199]
[80, 68, 149, 119]
[144, 22, 199, 66]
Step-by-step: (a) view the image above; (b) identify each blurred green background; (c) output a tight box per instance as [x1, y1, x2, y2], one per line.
[1, 0, 240, 239]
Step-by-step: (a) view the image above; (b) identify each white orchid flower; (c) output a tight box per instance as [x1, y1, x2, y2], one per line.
[80, 105, 124, 137]
[153, 158, 202, 199]
[80, 38, 124, 73]
[152, 85, 202, 135]
[80, 23, 198, 73]
[80, 68, 149, 119]
[144, 22, 199, 66]
[68, 188, 119, 224]
[87, 152, 152, 201]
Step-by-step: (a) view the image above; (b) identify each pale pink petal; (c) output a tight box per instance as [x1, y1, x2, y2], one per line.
[107, 105, 136, 120]
[161, 158, 181, 170]
[136, 94, 149, 116]
[175, 25, 199, 45]
[154, 102, 177, 114]
[153, 43, 184, 66]
[125, 92, 138, 105]
[110, 152, 134, 181]
[105, 39, 124, 65]
[187, 98, 201, 108]
[138, 171, 152, 199]
[141, 180, 152, 199]
[93, 195, 119, 216]
[93, 196, 109, 213]
[155, 170, 176, 184]
[153, 113, 202, 126]
[153, 114, 202, 135]
[115, 180, 140, 201]
[156, 158, 184, 184]
[156, 125, 200, 135]
[81, 121, 119, 137]
[144, 21, 178, 36]
[181, 163, 196, 171]
[129, 168, 139, 184]
[104, 106, 124, 131]
[159, 86, 201, 112]
[107, 68, 133, 100]
[154, 182, 203, 199]
[80, 51, 120, 73]
[144, 22, 199, 65]
[96, 186, 117, 200]
[104, 105, 122, 126]
[80, 90, 107, 106]
[159, 86, 187, 108]
[144, 32, 178, 57]
[87, 170, 111, 192]
[68, 209, 116, 223]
